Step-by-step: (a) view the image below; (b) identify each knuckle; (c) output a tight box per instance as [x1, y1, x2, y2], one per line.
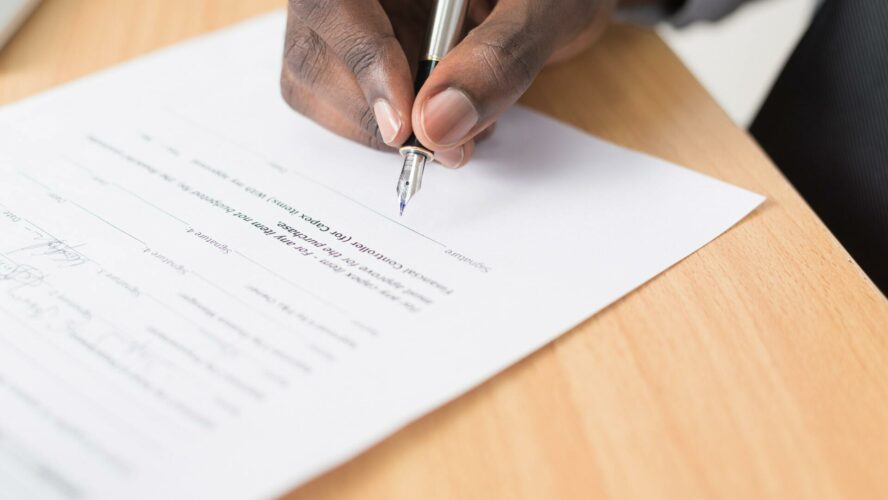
[470, 24, 539, 91]
[357, 105, 383, 146]
[284, 26, 327, 86]
[337, 32, 395, 81]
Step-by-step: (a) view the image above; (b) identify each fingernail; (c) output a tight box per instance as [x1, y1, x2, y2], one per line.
[435, 146, 465, 168]
[421, 88, 479, 148]
[373, 99, 401, 145]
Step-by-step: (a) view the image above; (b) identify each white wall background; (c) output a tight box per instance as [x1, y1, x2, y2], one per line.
[658, 0, 819, 126]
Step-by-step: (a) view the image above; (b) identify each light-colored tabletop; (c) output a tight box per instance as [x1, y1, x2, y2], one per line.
[2, 1, 886, 499]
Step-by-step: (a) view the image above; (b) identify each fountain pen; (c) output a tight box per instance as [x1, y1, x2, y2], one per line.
[397, 0, 469, 215]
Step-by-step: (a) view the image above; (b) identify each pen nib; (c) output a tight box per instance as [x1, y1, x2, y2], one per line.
[396, 150, 428, 216]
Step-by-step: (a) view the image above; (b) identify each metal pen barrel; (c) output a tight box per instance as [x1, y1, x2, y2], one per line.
[397, 0, 469, 215]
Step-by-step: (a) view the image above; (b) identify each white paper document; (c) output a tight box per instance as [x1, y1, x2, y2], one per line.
[0, 11, 763, 500]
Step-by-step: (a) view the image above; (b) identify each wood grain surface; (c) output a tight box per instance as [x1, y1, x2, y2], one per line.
[2, 1, 886, 499]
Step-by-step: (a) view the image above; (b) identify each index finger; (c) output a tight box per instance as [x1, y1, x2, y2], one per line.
[289, 0, 415, 147]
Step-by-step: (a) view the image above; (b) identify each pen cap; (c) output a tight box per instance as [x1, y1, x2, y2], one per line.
[423, 0, 469, 61]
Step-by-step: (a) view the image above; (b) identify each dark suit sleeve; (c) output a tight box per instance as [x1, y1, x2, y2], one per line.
[671, 0, 751, 26]
[617, 0, 751, 26]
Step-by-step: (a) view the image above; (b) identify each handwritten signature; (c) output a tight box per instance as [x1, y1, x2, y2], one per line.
[8, 232, 88, 268]
[0, 256, 44, 288]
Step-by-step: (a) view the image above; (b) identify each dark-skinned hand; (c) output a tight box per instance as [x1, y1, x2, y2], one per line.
[281, 0, 620, 167]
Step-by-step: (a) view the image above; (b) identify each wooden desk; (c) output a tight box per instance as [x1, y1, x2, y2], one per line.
[2, 1, 886, 498]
